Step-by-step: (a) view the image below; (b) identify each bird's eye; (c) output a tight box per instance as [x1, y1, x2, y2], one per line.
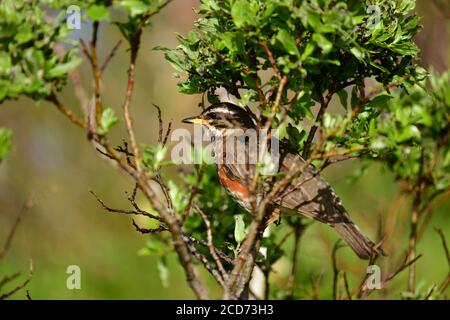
[209, 112, 217, 119]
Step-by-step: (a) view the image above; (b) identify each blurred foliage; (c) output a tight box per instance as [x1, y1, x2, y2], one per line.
[0, 127, 12, 162]
[0, 0, 80, 102]
[372, 71, 450, 191]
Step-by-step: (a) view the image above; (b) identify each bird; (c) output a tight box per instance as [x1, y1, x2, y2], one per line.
[183, 102, 385, 259]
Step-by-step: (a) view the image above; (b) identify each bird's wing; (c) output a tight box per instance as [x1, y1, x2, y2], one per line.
[273, 151, 352, 225]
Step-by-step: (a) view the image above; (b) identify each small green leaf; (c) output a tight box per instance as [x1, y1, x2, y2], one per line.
[350, 47, 365, 62]
[120, 0, 149, 17]
[277, 29, 299, 56]
[157, 257, 170, 288]
[306, 10, 321, 31]
[142, 144, 168, 171]
[312, 34, 332, 54]
[397, 125, 421, 142]
[234, 214, 246, 244]
[0, 127, 12, 162]
[231, 0, 258, 28]
[337, 89, 348, 110]
[98, 108, 119, 135]
[87, 5, 110, 21]
[47, 57, 82, 78]
[366, 94, 392, 109]
[0, 52, 12, 74]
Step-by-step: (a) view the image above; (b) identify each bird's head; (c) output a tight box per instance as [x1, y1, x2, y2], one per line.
[182, 102, 255, 136]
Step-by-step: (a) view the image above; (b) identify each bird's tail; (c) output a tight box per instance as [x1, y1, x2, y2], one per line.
[332, 222, 386, 260]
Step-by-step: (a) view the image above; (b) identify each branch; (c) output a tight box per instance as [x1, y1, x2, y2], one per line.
[0, 197, 34, 263]
[0, 260, 33, 300]
[185, 239, 227, 289]
[90, 190, 163, 222]
[286, 220, 305, 299]
[0, 272, 20, 292]
[100, 40, 123, 75]
[407, 149, 425, 293]
[435, 228, 450, 269]
[195, 205, 228, 282]
[302, 91, 334, 158]
[331, 240, 344, 300]
[47, 91, 87, 129]
[262, 42, 282, 81]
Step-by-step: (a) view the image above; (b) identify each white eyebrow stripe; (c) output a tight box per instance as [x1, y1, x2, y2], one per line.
[208, 107, 234, 114]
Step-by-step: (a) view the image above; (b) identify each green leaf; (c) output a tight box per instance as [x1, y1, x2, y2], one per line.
[47, 57, 82, 78]
[234, 214, 246, 244]
[119, 0, 149, 17]
[337, 89, 348, 110]
[312, 34, 332, 54]
[14, 25, 33, 44]
[366, 94, 392, 109]
[350, 47, 365, 62]
[157, 257, 170, 288]
[142, 144, 168, 171]
[0, 52, 12, 74]
[0, 127, 12, 162]
[87, 5, 110, 21]
[388, 42, 419, 56]
[397, 125, 421, 142]
[277, 29, 299, 56]
[98, 108, 119, 135]
[306, 10, 321, 31]
[231, 0, 258, 28]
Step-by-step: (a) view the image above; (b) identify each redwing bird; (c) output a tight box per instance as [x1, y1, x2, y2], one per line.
[183, 102, 385, 259]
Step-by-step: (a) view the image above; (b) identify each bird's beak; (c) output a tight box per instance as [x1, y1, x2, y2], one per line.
[182, 116, 209, 125]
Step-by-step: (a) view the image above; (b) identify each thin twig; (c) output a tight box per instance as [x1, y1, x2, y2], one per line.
[302, 91, 334, 158]
[435, 228, 450, 269]
[0, 260, 33, 300]
[47, 92, 87, 129]
[0, 272, 20, 292]
[195, 205, 228, 281]
[331, 240, 343, 300]
[100, 40, 123, 75]
[90, 190, 163, 222]
[0, 197, 34, 263]
[286, 221, 304, 299]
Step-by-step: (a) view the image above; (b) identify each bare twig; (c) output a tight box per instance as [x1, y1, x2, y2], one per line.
[0, 272, 20, 292]
[435, 228, 450, 269]
[0, 260, 33, 300]
[90, 190, 163, 222]
[407, 149, 425, 293]
[195, 205, 228, 281]
[342, 272, 352, 300]
[132, 219, 167, 233]
[331, 240, 343, 300]
[302, 91, 334, 158]
[0, 197, 34, 263]
[100, 40, 123, 75]
[262, 42, 282, 81]
[185, 240, 227, 289]
[286, 221, 305, 299]
[47, 92, 87, 129]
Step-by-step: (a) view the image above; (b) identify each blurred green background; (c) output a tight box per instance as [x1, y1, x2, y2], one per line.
[0, 0, 449, 299]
